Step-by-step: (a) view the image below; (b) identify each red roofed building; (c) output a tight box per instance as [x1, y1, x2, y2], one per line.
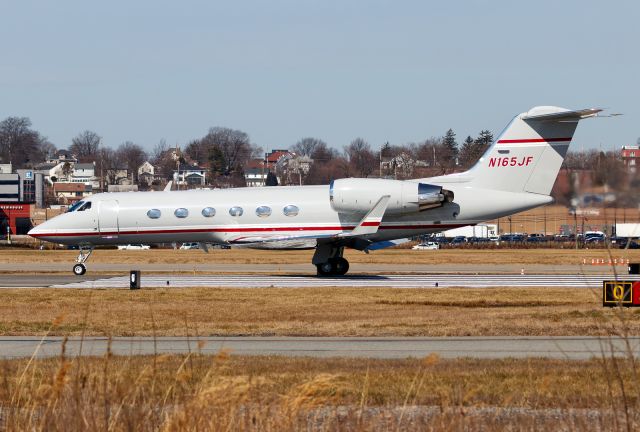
[621, 146, 640, 173]
[265, 149, 292, 164]
[52, 182, 92, 205]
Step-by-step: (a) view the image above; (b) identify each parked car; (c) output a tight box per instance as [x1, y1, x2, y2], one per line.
[179, 242, 200, 250]
[526, 237, 544, 243]
[117, 244, 151, 250]
[412, 242, 439, 250]
[584, 231, 606, 244]
[450, 236, 467, 245]
[618, 239, 640, 249]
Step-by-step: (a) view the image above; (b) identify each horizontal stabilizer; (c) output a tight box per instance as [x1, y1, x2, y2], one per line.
[522, 107, 602, 122]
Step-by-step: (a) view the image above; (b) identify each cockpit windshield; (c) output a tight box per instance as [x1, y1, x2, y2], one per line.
[67, 201, 92, 212]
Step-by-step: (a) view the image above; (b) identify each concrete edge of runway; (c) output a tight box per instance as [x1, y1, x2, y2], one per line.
[0, 336, 637, 360]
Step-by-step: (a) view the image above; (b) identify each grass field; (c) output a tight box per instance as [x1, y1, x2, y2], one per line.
[0, 287, 636, 336]
[2, 247, 639, 266]
[1, 353, 638, 430]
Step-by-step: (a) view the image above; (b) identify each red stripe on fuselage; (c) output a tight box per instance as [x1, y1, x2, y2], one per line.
[29, 223, 468, 239]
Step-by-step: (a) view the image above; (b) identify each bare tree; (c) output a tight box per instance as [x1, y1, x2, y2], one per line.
[291, 137, 326, 157]
[152, 139, 169, 163]
[96, 147, 123, 186]
[186, 127, 256, 186]
[305, 157, 349, 185]
[344, 138, 376, 177]
[116, 141, 147, 184]
[310, 141, 338, 162]
[70, 130, 101, 162]
[0, 117, 43, 168]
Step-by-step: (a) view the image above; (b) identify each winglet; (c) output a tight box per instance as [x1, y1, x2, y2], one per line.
[341, 195, 390, 237]
[164, 181, 173, 192]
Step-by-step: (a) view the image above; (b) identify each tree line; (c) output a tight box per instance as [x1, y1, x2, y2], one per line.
[5, 114, 635, 193]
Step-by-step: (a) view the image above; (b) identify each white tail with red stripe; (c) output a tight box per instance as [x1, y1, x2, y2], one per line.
[468, 106, 601, 195]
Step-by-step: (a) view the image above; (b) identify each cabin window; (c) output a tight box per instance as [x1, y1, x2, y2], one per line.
[147, 209, 161, 219]
[256, 206, 272, 217]
[283, 205, 299, 217]
[77, 201, 91, 212]
[174, 208, 189, 218]
[67, 201, 85, 212]
[202, 207, 216, 217]
[229, 206, 243, 217]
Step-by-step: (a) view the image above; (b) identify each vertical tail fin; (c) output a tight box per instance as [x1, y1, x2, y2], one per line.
[468, 106, 601, 195]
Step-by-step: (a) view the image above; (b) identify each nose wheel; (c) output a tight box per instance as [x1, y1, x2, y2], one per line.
[73, 263, 87, 276]
[72, 246, 94, 276]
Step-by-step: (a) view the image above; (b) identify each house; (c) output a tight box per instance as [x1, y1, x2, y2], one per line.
[137, 161, 156, 188]
[380, 152, 429, 179]
[244, 159, 269, 187]
[34, 161, 74, 184]
[621, 146, 640, 173]
[47, 149, 77, 165]
[104, 167, 130, 186]
[265, 149, 293, 167]
[71, 163, 96, 185]
[276, 154, 313, 185]
[174, 164, 206, 186]
[52, 183, 92, 205]
[138, 161, 155, 177]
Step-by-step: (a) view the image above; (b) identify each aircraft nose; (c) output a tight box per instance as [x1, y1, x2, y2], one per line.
[28, 220, 50, 238]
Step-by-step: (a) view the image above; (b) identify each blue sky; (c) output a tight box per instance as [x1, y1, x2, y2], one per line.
[0, 0, 637, 154]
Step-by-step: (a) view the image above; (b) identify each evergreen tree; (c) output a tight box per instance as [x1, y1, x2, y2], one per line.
[441, 129, 458, 169]
[265, 171, 279, 186]
[380, 141, 392, 158]
[475, 130, 494, 148]
[459, 135, 476, 168]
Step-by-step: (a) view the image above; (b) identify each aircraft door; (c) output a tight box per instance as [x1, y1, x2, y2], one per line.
[98, 200, 119, 237]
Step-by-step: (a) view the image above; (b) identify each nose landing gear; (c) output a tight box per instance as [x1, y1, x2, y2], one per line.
[73, 246, 94, 276]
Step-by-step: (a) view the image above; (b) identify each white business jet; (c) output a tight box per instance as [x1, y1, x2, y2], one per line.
[29, 106, 602, 276]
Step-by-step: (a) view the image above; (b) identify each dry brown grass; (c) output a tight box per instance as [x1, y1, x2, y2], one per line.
[2, 248, 640, 266]
[0, 287, 636, 336]
[0, 352, 638, 430]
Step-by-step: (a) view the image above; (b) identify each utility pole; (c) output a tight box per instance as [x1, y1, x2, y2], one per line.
[175, 144, 180, 191]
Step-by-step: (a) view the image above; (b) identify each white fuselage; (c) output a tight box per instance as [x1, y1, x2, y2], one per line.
[28, 180, 551, 247]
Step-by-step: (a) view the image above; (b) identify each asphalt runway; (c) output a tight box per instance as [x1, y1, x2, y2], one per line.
[0, 336, 636, 360]
[0, 262, 630, 274]
[43, 273, 640, 289]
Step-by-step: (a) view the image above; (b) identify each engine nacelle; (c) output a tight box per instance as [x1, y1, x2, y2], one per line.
[329, 178, 453, 215]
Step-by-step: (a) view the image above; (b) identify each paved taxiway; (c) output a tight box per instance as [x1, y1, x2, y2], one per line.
[47, 273, 640, 289]
[0, 336, 636, 360]
[0, 262, 629, 274]
[0, 273, 635, 288]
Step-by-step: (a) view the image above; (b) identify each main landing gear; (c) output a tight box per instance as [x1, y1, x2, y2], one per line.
[313, 244, 350, 276]
[72, 246, 94, 276]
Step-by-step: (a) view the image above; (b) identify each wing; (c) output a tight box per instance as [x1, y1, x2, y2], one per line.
[228, 195, 391, 249]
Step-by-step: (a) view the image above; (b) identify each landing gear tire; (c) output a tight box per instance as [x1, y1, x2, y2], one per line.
[316, 261, 335, 276]
[73, 263, 86, 276]
[332, 257, 349, 275]
[316, 258, 350, 276]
